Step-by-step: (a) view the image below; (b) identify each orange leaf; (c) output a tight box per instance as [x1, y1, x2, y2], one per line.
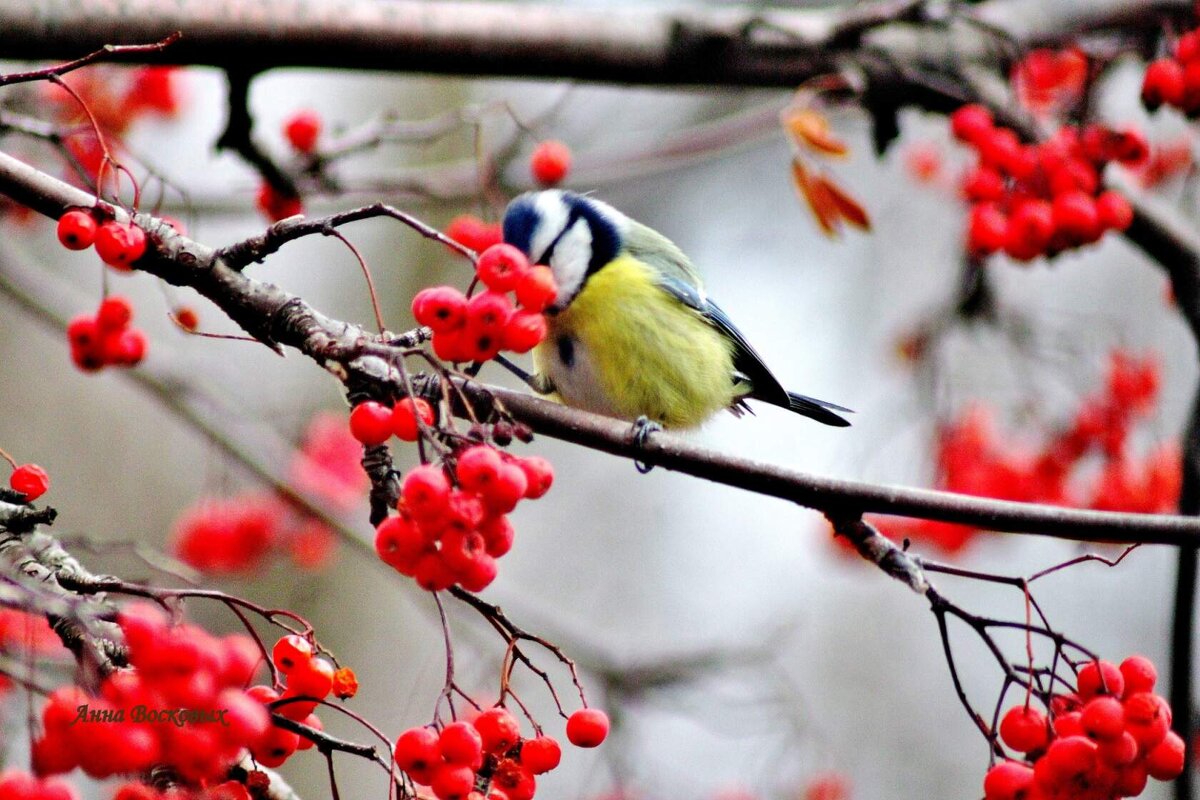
[816, 175, 871, 231]
[791, 158, 841, 237]
[783, 109, 849, 157]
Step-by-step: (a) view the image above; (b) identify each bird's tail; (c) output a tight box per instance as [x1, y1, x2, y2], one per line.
[786, 391, 853, 427]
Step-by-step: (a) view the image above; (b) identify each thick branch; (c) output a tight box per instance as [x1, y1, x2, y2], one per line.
[0, 0, 1185, 87]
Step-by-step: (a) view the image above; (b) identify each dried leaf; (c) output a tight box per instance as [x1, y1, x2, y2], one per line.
[783, 109, 849, 157]
[816, 175, 871, 231]
[791, 158, 841, 237]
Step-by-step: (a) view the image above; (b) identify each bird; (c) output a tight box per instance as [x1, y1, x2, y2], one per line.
[498, 190, 851, 430]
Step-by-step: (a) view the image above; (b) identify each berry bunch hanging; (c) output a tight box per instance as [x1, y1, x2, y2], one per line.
[31, 603, 268, 784]
[412, 243, 558, 363]
[1141, 29, 1200, 115]
[394, 706, 606, 800]
[984, 656, 1183, 800]
[375, 443, 554, 592]
[950, 105, 1141, 261]
[66, 295, 147, 372]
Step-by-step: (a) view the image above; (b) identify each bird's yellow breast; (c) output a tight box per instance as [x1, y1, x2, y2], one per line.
[533, 255, 738, 428]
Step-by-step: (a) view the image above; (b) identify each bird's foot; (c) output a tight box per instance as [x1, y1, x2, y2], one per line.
[630, 415, 661, 474]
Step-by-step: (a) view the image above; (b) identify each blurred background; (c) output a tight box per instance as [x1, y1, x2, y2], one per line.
[0, 6, 1196, 798]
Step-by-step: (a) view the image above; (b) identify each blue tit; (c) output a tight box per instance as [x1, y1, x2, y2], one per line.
[499, 190, 851, 430]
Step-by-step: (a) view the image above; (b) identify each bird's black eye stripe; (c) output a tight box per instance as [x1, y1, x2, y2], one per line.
[556, 335, 575, 368]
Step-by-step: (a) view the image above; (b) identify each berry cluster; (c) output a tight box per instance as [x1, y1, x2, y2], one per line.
[866, 350, 1176, 554]
[67, 295, 147, 372]
[1141, 30, 1200, 116]
[1012, 48, 1088, 116]
[394, 706, 607, 800]
[530, 140, 572, 187]
[984, 656, 1183, 800]
[170, 491, 338, 574]
[8, 462, 50, 502]
[950, 105, 1140, 261]
[413, 244, 558, 363]
[0, 771, 80, 800]
[375, 443, 554, 592]
[111, 779, 256, 800]
[57, 208, 148, 271]
[289, 410, 372, 512]
[242, 634, 350, 768]
[32, 603, 267, 783]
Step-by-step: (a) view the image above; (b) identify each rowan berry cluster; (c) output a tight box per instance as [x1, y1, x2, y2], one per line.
[951, 105, 1140, 260]
[869, 350, 1176, 553]
[170, 491, 338, 574]
[241, 633, 353, 768]
[57, 208, 148, 271]
[413, 244, 557, 363]
[375, 443, 554, 591]
[529, 140, 572, 187]
[66, 295, 147, 371]
[0, 770, 80, 800]
[7, 462, 50, 502]
[1141, 29, 1200, 116]
[984, 656, 1183, 800]
[32, 603, 267, 783]
[110, 778, 258, 800]
[393, 706, 607, 800]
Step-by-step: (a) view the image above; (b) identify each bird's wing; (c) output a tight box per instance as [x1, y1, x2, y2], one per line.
[622, 221, 704, 290]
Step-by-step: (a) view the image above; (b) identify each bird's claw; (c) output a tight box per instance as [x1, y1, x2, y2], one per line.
[630, 415, 661, 474]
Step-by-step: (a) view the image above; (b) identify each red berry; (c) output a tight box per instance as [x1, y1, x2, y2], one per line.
[1144, 730, 1185, 780]
[440, 528, 489, 577]
[1051, 191, 1100, 244]
[288, 656, 335, 699]
[501, 311, 548, 354]
[565, 708, 609, 748]
[1178, 31, 1200, 64]
[466, 291, 513, 334]
[1143, 58, 1186, 110]
[977, 128, 1021, 173]
[961, 167, 1005, 202]
[272, 634, 313, 674]
[445, 489, 485, 531]
[1119, 655, 1157, 697]
[393, 398, 435, 441]
[110, 329, 147, 366]
[284, 110, 322, 154]
[1042, 735, 1099, 784]
[1077, 660, 1124, 700]
[432, 327, 474, 363]
[1098, 730, 1139, 766]
[94, 221, 147, 270]
[332, 666, 358, 699]
[982, 760, 1033, 800]
[476, 244, 531, 292]
[57, 209, 98, 250]
[473, 707, 521, 753]
[414, 550, 457, 591]
[514, 266, 557, 312]
[401, 465, 452, 520]
[458, 551, 498, 592]
[479, 462, 528, 514]
[519, 736, 561, 774]
[967, 203, 1008, 255]
[439, 721, 484, 768]
[349, 401, 394, 445]
[998, 705, 1048, 752]
[395, 726, 441, 774]
[10, 464, 49, 501]
[492, 759, 536, 800]
[1096, 191, 1133, 232]
[1080, 696, 1124, 741]
[67, 315, 99, 350]
[413, 286, 469, 333]
[457, 445, 503, 494]
[432, 763, 476, 800]
[251, 725, 300, 768]
[94, 295, 133, 331]
[480, 514, 515, 558]
[516, 456, 554, 499]
[1123, 692, 1171, 750]
[446, 215, 503, 253]
[374, 515, 428, 574]
[296, 712, 323, 751]
[530, 140, 572, 187]
[950, 104, 994, 145]
[175, 306, 199, 332]
[256, 182, 304, 222]
[1004, 200, 1054, 261]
